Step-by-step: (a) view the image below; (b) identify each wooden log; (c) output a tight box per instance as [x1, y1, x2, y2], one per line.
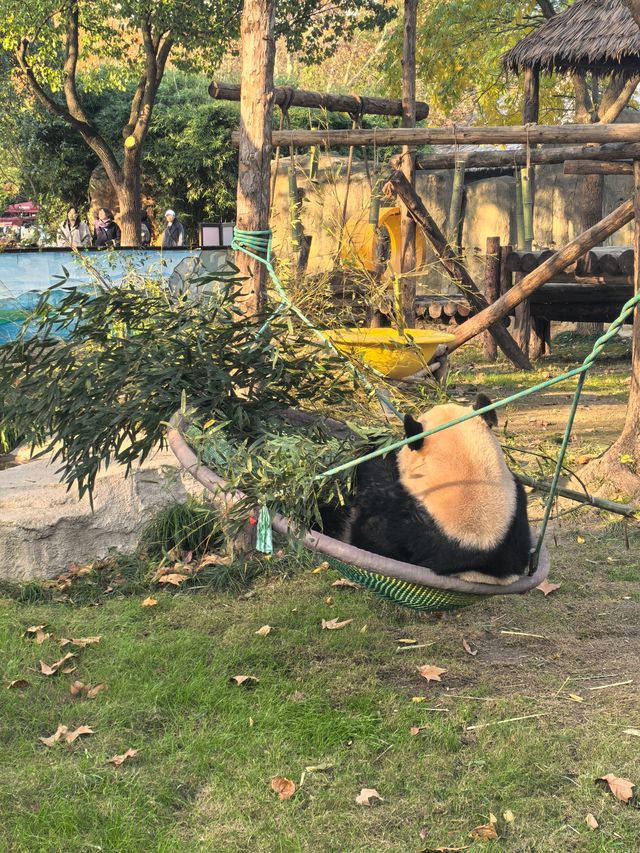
[457, 302, 472, 318]
[529, 316, 548, 360]
[530, 283, 632, 304]
[428, 301, 443, 320]
[620, 248, 635, 274]
[531, 303, 632, 323]
[443, 301, 459, 317]
[234, 0, 276, 316]
[450, 196, 635, 352]
[483, 237, 501, 362]
[564, 160, 633, 176]
[500, 245, 513, 296]
[505, 250, 522, 272]
[210, 80, 429, 120]
[406, 142, 640, 171]
[399, 0, 418, 328]
[384, 171, 532, 369]
[256, 124, 640, 150]
[600, 252, 622, 275]
[513, 273, 531, 359]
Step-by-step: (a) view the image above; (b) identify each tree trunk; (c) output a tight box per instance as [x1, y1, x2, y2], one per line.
[118, 149, 142, 247]
[577, 172, 605, 335]
[234, 0, 276, 316]
[399, 0, 417, 328]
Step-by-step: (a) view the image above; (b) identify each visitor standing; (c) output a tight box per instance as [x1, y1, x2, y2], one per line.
[161, 209, 185, 248]
[93, 208, 121, 248]
[57, 207, 91, 248]
[140, 209, 153, 246]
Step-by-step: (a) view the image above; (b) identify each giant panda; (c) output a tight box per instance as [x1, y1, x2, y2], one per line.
[323, 394, 531, 584]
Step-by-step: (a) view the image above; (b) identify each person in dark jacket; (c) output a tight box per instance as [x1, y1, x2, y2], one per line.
[57, 206, 91, 248]
[140, 208, 153, 246]
[93, 208, 121, 248]
[161, 209, 185, 248]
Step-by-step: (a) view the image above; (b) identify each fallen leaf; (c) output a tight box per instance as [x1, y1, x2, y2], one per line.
[321, 617, 353, 630]
[6, 679, 30, 689]
[577, 454, 596, 465]
[61, 665, 77, 675]
[39, 724, 94, 746]
[69, 681, 107, 699]
[25, 625, 50, 644]
[39, 653, 76, 677]
[410, 726, 425, 736]
[418, 847, 469, 852]
[271, 776, 296, 800]
[248, 717, 254, 727]
[397, 638, 418, 645]
[598, 773, 635, 803]
[585, 813, 599, 830]
[311, 562, 329, 574]
[469, 820, 498, 841]
[568, 693, 584, 703]
[65, 725, 94, 744]
[536, 580, 562, 596]
[355, 787, 383, 806]
[417, 665, 448, 683]
[199, 553, 233, 567]
[157, 573, 188, 586]
[411, 696, 427, 703]
[623, 728, 640, 737]
[230, 675, 259, 687]
[142, 596, 158, 607]
[255, 625, 272, 636]
[503, 809, 515, 823]
[462, 639, 478, 656]
[577, 536, 586, 544]
[325, 596, 333, 604]
[60, 636, 101, 648]
[331, 578, 360, 589]
[106, 748, 140, 767]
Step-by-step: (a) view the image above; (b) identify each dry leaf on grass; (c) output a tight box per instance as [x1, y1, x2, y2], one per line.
[271, 776, 296, 800]
[503, 809, 515, 823]
[25, 625, 50, 644]
[598, 773, 635, 803]
[469, 813, 498, 840]
[321, 617, 353, 630]
[106, 748, 140, 767]
[417, 665, 447, 683]
[230, 675, 259, 687]
[397, 638, 418, 645]
[331, 578, 360, 589]
[577, 536, 586, 544]
[199, 553, 233, 567]
[6, 679, 30, 689]
[585, 813, 599, 830]
[536, 580, 562, 596]
[462, 639, 478, 656]
[60, 636, 101, 648]
[568, 693, 584, 703]
[39, 724, 94, 746]
[157, 573, 189, 586]
[418, 847, 469, 853]
[355, 788, 383, 806]
[255, 625, 272, 636]
[69, 681, 107, 699]
[142, 597, 158, 607]
[39, 653, 76, 677]
[410, 726, 428, 736]
[311, 562, 329, 574]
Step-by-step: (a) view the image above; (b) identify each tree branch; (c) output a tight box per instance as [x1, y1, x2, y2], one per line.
[132, 27, 173, 144]
[572, 72, 594, 123]
[599, 75, 640, 124]
[536, 0, 556, 18]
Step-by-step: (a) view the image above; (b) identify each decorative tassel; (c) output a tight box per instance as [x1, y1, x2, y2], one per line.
[256, 505, 273, 554]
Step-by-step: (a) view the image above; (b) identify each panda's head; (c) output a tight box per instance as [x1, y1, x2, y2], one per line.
[402, 393, 498, 453]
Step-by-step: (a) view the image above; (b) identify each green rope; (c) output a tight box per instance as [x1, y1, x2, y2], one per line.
[233, 227, 640, 568]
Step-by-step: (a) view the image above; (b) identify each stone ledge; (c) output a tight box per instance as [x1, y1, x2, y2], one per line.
[0, 450, 203, 581]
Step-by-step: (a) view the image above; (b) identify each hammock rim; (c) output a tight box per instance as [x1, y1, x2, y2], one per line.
[166, 412, 550, 597]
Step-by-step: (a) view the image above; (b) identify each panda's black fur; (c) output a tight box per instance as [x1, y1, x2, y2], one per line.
[320, 394, 531, 582]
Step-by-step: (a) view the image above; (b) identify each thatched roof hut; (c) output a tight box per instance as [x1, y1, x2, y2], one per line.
[504, 0, 640, 76]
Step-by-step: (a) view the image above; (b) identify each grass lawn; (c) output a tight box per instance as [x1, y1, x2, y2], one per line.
[1, 524, 640, 853]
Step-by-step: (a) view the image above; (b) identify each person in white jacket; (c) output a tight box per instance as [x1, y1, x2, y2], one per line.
[57, 207, 91, 249]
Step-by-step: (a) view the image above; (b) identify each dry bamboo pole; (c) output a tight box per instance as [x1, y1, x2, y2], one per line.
[210, 81, 429, 119]
[450, 197, 635, 352]
[250, 124, 640, 149]
[384, 171, 532, 369]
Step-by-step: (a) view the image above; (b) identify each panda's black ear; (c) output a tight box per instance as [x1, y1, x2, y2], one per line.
[403, 414, 424, 451]
[473, 393, 498, 428]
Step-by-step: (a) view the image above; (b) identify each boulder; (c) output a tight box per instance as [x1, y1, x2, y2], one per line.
[0, 450, 204, 581]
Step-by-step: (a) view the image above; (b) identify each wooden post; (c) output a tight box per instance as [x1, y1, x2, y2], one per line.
[400, 0, 418, 328]
[522, 67, 539, 251]
[384, 171, 532, 369]
[450, 197, 635, 352]
[500, 245, 513, 297]
[513, 272, 531, 359]
[483, 237, 501, 361]
[234, 0, 276, 316]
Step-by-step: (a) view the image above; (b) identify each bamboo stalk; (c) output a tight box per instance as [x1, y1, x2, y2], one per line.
[515, 170, 526, 251]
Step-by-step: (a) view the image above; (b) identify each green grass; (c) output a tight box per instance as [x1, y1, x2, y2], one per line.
[2, 524, 640, 852]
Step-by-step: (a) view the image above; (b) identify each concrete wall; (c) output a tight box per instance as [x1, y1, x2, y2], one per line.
[270, 154, 634, 293]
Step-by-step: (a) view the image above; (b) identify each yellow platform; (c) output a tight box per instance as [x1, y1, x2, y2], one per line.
[326, 328, 455, 380]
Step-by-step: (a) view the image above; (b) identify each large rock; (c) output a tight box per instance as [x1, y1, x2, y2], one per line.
[0, 451, 204, 581]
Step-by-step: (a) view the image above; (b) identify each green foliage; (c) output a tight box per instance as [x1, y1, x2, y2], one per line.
[0, 267, 388, 534]
[140, 498, 225, 560]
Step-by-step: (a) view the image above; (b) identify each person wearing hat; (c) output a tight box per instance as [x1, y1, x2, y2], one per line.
[161, 209, 185, 248]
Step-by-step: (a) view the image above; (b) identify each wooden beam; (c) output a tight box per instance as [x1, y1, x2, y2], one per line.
[399, 0, 418, 327]
[483, 237, 501, 362]
[403, 143, 640, 171]
[248, 123, 640, 149]
[384, 171, 532, 369]
[564, 160, 633, 175]
[450, 197, 635, 352]
[210, 80, 429, 120]
[234, 0, 276, 316]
